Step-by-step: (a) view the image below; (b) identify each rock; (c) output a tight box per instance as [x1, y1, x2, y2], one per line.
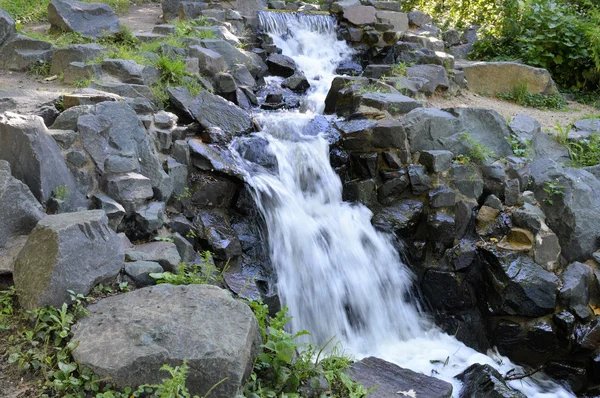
[92, 194, 124, 231]
[497, 227, 534, 252]
[125, 241, 181, 272]
[455, 199, 477, 239]
[428, 212, 455, 256]
[422, 269, 473, 311]
[377, 172, 410, 204]
[124, 261, 162, 286]
[509, 114, 541, 143]
[0, 34, 53, 71]
[282, 72, 310, 92]
[406, 64, 449, 95]
[458, 61, 558, 95]
[0, 112, 84, 208]
[447, 43, 474, 60]
[447, 108, 513, 159]
[189, 139, 243, 177]
[456, 364, 526, 398]
[504, 178, 520, 206]
[48, 0, 120, 38]
[50, 43, 105, 76]
[401, 108, 461, 152]
[376, 11, 408, 32]
[184, 89, 253, 135]
[172, 232, 195, 263]
[195, 210, 242, 261]
[482, 250, 559, 317]
[408, 164, 431, 195]
[512, 203, 544, 233]
[484, 194, 503, 211]
[429, 186, 456, 208]
[372, 199, 424, 237]
[349, 357, 452, 397]
[343, 5, 377, 25]
[101, 59, 159, 85]
[452, 164, 484, 200]
[105, 173, 154, 214]
[408, 10, 431, 27]
[0, 8, 16, 47]
[534, 228, 561, 270]
[14, 210, 123, 310]
[200, 39, 267, 78]
[443, 29, 461, 47]
[530, 129, 570, 162]
[72, 284, 261, 397]
[420, 150, 453, 173]
[266, 53, 297, 78]
[357, 92, 422, 115]
[560, 262, 593, 320]
[135, 202, 165, 234]
[476, 206, 500, 236]
[0, 161, 45, 249]
[530, 159, 600, 262]
[77, 102, 168, 199]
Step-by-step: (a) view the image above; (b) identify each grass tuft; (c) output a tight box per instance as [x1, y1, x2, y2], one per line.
[497, 83, 566, 110]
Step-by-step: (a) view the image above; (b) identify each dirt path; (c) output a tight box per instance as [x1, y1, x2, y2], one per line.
[428, 90, 598, 131]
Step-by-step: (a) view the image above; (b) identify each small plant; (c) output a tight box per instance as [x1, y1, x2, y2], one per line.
[154, 236, 175, 243]
[73, 78, 93, 88]
[52, 184, 70, 201]
[27, 60, 51, 77]
[568, 134, 600, 167]
[459, 133, 496, 163]
[186, 228, 199, 239]
[496, 83, 566, 110]
[385, 62, 408, 78]
[358, 83, 385, 94]
[454, 154, 472, 164]
[0, 286, 15, 330]
[150, 252, 227, 286]
[543, 178, 565, 205]
[507, 136, 531, 157]
[176, 187, 192, 201]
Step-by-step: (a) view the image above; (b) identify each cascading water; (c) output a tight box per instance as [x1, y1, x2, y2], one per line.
[243, 10, 575, 397]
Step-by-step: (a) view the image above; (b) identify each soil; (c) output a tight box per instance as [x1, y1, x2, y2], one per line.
[427, 90, 598, 132]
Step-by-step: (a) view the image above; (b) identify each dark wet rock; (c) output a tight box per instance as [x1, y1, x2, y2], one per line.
[349, 357, 453, 398]
[336, 118, 376, 151]
[234, 136, 277, 172]
[351, 152, 378, 179]
[560, 262, 593, 320]
[377, 170, 409, 205]
[282, 72, 310, 92]
[451, 163, 484, 200]
[190, 172, 239, 208]
[0, 34, 53, 71]
[428, 211, 455, 256]
[335, 59, 363, 76]
[48, 0, 120, 38]
[455, 199, 477, 240]
[188, 90, 253, 135]
[194, 209, 242, 261]
[429, 186, 456, 208]
[481, 249, 558, 317]
[574, 317, 600, 352]
[72, 284, 261, 397]
[530, 158, 600, 262]
[420, 150, 453, 173]
[545, 361, 587, 394]
[423, 269, 474, 311]
[0, 112, 84, 208]
[188, 139, 243, 178]
[408, 164, 431, 195]
[14, 211, 123, 310]
[456, 364, 526, 398]
[554, 311, 576, 340]
[372, 199, 424, 237]
[266, 53, 297, 77]
[343, 179, 375, 206]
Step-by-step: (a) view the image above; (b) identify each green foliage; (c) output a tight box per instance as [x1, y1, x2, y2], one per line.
[150, 252, 225, 286]
[358, 83, 384, 94]
[245, 301, 374, 398]
[52, 184, 70, 201]
[507, 135, 531, 157]
[27, 60, 51, 77]
[567, 134, 600, 167]
[143, 361, 227, 398]
[497, 83, 566, 110]
[459, 133, 495, 163]
[173, 17, 215, 39]
[385, 62, 408, 78]
[0, 286, 15, 330]
[1, 0, 134, 23]
[543, 178, 565, 205]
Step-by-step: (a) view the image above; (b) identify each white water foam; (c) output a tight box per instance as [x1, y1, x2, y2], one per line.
[247, 11, 575, 397]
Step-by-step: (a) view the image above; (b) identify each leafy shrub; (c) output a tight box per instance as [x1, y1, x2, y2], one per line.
[497, 83, 566, 109]
[459, 133, 495, 163]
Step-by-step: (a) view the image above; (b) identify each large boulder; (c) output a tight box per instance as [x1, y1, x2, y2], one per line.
[199, 39, 267, 78]
[48, 0, 120, 38]
[530, 159, 600, 262]
[0, 8, 16, 47]
[0, 161, 45, 249]
[50, 43, 106, 76]
[13, 210, 123, 310]
[71, 284, 261, 397]
[401, 108, 461, 153]
[0, 34, 53, 71]
[0, 112, 84, 208]
[458, 61, 558, 95]
[348, 357, 453, 398]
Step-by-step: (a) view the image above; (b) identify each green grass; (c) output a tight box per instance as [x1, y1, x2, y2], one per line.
[1, 0, 137, 23]
[497, 83, 567, 110]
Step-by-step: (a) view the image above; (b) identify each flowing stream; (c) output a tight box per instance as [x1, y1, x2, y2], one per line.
[243, 11, 574, 397]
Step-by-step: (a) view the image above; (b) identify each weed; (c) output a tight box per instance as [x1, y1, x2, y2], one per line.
[358, 83, 384, 94]
[154, 236, 175, 243]
[454, 154, 472, 164]
[73, 79, 93, 88]
[543, 178, 565, 205]
[507, 136, 531, 157]
[176, 187, 192, 201]
[150, 252, 227, 286]
[385, 62, 408, 78]
[568, 134, 600, 167]
[52, 184, 70, 201]
[186, 228, 199, 239]
[245, 301, 374, 398]
[497, 84, 566, 110]
[459, 133, 496, 163]
[27, 60, 51, 77]
[173, 18, 215, 39]
[0, 286, 15, 330]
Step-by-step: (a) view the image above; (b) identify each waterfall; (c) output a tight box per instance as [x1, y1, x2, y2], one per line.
[240, 11, 575, 398]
